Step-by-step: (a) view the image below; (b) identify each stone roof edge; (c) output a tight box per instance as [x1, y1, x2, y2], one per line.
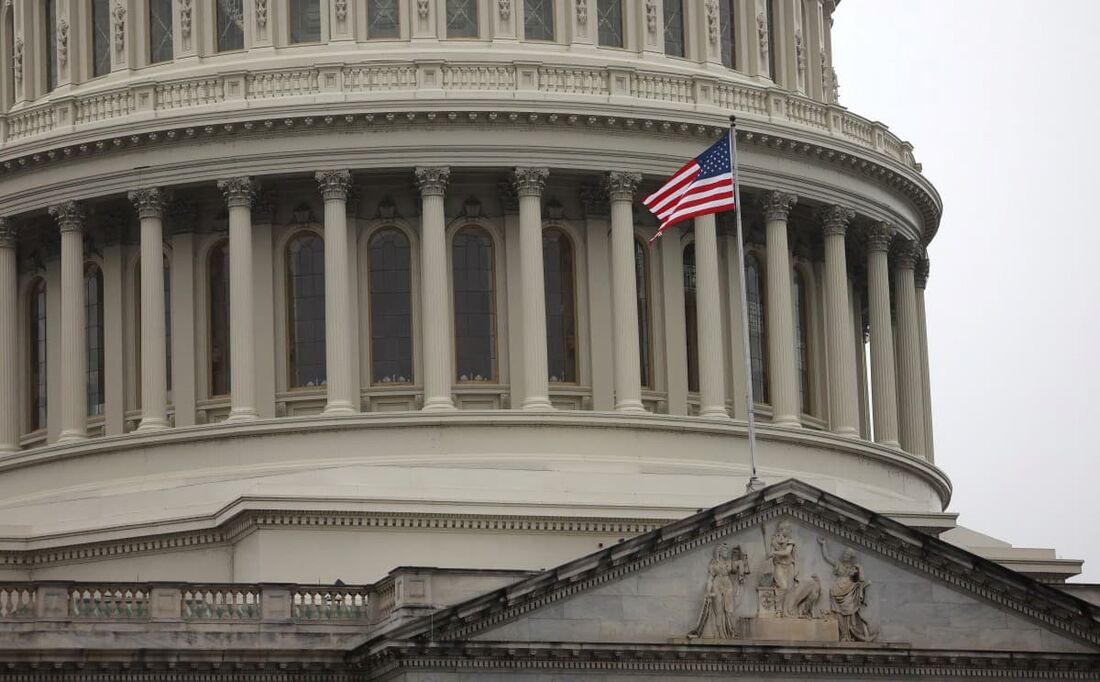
[362, 479, 1100, 654]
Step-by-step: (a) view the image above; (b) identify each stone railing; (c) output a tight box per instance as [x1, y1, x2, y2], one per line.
[0, 60, 920, 171]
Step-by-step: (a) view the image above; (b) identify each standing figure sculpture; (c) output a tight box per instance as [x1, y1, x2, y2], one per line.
[817, 537, 877, 642]
[767, 520, 798, 590]
[688, 544, 750, 639]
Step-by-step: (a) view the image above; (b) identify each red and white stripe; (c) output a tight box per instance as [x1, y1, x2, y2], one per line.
[642, 163, 735, 242]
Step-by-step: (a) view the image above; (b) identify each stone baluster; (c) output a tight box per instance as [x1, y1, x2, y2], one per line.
[49, 201, 88, 443]
[216, 177, 260, 423]
[316, 170, 358, 415]
[415, 167, 456, 411]
[514, 167, 553, 411]
[864, 222, 899, 447]
[128, 188, 171, 432]
[606, 172, 646, 414]
[915, 253, 935, 461]
[694, 214, 728, 418]
[893, 239, 926, 457]
[761, 191, 800, 427]
[818, 205, 859, 436]
[0, 219, 18, 453]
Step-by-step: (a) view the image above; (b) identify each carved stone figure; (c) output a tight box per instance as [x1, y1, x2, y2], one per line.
[417, 0, 430, 19]
[687, 544, 749, 640]
[818, 538, 876, 642]
[782, 573, 821, 619]
[576, 0, 588, 26]
[705, 0, 719, 46]
[766, 520, 798, 590]
[180, 0, 193, 39]
[255, 0, 267, 28]
[335, 0, 349, 22]
[113, 2, 126, 53]
[57, 18, 69, 68]
[645, 0, 657, 34]
[12, 37, 23, 85]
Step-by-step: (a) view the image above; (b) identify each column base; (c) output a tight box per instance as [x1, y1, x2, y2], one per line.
[875, 438, 901, 449]
[699, 407, 731, 419]
[422, 397, 457, 412]
[0, 445, 20, 456]
[225, 409, 259, 424]
[772, 415, 803, 428]
[521, 397, 554, 411]
[322, 402, 358, 416]
[135, 417, 171, 433]
[832, 426, 860, 438]
[57, 430, 89, 444]
[614, 400, 648, 414]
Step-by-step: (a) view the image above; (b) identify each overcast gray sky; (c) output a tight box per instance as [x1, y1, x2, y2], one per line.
[832, 0, 1100, 582]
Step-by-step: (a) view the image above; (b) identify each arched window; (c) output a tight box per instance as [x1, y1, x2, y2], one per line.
[45, 0, 58, 91]
[28, 278, 47, 431]
[84, 264, 105, 416]
[368, 228, 413, 384]
[452, 227, 496, 382]
[746, 253, 768, 403]
[286, 232, 326, 389]
[683, 244, 699, 393]
[793, 267, 812, 414]
[663, 0, 685, 57]
[543, 228, 576, 384]
[91, 0, 111, 77]
[767, 0, 779, 81]
[719, 0, 736, 68]
[208, 241, 231, 397]
[635, 239, 653, 389]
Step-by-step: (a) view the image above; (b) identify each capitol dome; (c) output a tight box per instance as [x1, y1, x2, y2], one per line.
[0, 0, 950, 584]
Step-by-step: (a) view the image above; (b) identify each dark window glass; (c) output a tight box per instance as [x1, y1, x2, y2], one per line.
[28, 279, 47, 431]
[543, 229, 576, 384]
[208, 241, 231, 396]
[91, 0, 110, 77]
[289, 0, 322, 44]
[793, 268, 811, 414]
[767, 0, 778, 80]
[597, 0, 623, 47]
[663, 0, 684, 57]
[524, 0, 554, 41]
[746, 253, 768, 403]
[84, 264, 105, 415]
[720, 0, 735, 68]
[149, 0, 174, 64]
[286, 232, 326, 388]
[683, 244, 699, 393]
[634, 239, 652, 389]
[45, 0, 57, 91]
[446, 0, 479, 38]
[216, 0, 245, 52]
[367, 0, 400, 38]
[452, 227, 495, 382]
[369, 229, 413, 384]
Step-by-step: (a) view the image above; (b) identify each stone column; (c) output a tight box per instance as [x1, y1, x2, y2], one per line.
[49, 201, 87, 443]
[217, 177, 259, 423]
[128, 188, 170, 432]
[694, 214, 728, 418]
[865, 222, 899, 447]
[916, 255, 935, 461]
[761, 191, 800, 427]
[606, 172, 645, 414]
[415, 167, 455, 411]
[316, 170, 357, 416]
[818, 205, 859, 436]
[513, 167, 553, 411]
[893, 240, 926, 457]
[0, 219, 18, 453]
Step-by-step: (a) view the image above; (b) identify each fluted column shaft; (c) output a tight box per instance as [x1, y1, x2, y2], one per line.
[217, 178, 259, 423]
[316, 170, 357, 415]
[515, 168, 553, 411]
[694, 214, 727, 418]
[865, 223, 899, 447]
[50, 202, 88, 443]
[129, 189, 171, 431]
[894, 242, 926, 457]
[0, 220, 18, 453]
[416, 167, 455, 411]
[916, 257, 935, 461]
[820, 206, 859, 436]
[607, 172, 645, 413]
[762, 192, 800, 427]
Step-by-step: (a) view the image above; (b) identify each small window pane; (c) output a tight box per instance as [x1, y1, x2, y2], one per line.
[209, 242, 231, 397]
[634, 239, 652, 389]
[369, 229, 413, 384]
[663, 0, 684, 58]
[45, 0, 58, 91]
[287, 233, 327, 388]
[92, 0, 111, 77]
[524, 0, 554, 41]
[683, 244, 699, 393]
[85, 265, 105, 415]
[446, 0, 479, 38]
[149, 0, 174, 63]
[452, 228, 496, 382]
[597, 0, 623, 48]
[746, 253, 768, 403]
[720, 0, 735, 68]
[289, 0, 322, 44]
[543, 229, 576, 384]
[29, 279, 47, 431]
[216, 0, 245, 52]
[367, 0, 400, 38]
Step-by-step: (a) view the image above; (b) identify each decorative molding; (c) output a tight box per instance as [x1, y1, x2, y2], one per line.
[417, 0, 430, 19]
[48, 200, 84, 233]
[180, 0, 193, 39]
[315, 169, 353, 201]
[818, 205, 855, 237]
[255, 0, 268, 29]
[334, 0, 348, 23]
[706, 0, 720, 46]
[498, 0, 512, 21]
[512, 167, 548, 198]
[795, 28, 806, 74]
[113, 2, 127, 53]
[579, 183, 609, 218]
[56, 18, 69, 69]
[605, 171, 642, 202]
[915, 252, 930, 288]
[127, 187, 168, 220]
[760, 191, 797, 222]
[0, 216, 16, 248]
[863, 222, 895, 252]
[645, 0, 658, 34]
[576, 0, 588, 26]
[12, 36, 22, 85]
[496, 182, 518, 213]
[414, 166, 450, 196]
[216, 176, 259, 209]
[756, 13, 768, 57]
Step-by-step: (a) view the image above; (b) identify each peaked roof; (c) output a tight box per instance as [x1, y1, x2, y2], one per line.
[357, 479, 1100, 655]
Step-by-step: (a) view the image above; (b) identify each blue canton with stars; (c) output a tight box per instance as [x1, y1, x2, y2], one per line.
[695, 133, 733, 180]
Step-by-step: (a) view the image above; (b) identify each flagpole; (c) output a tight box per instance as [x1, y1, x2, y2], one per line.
[728, 116, 764, 493]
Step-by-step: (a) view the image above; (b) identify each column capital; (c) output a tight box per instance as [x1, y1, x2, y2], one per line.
[217, 177, 260, 209]
[760, 191, 798, 222]
[128, 188, 169, 220]
[512, 167, 549, 198]
[605, 172, 642, 202]
[818, 205, 855, 236]
[315, 169, 353, 201]
[49, 201, 85, 233]
[415, 167, 451, 197]
[0, 218, 16, 248]
[915, 253, 930, 289]
[892, 239, 922, 270]
[864, 222, 895, 252]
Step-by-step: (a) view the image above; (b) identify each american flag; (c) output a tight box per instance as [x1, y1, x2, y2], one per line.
[643, 133, 736, 243]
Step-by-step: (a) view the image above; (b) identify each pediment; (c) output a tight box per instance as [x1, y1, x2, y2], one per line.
[376, 481, 1100, 655]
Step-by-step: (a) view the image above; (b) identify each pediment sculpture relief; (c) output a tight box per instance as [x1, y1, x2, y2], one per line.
[686, 544, 750, 640]
[818, 537, 877, 642]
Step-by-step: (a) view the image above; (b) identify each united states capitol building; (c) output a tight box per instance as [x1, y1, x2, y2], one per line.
[0, 0, 1096, 679]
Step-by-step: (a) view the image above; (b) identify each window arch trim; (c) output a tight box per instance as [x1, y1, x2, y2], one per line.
[360, 219, 422, 389]
[283, 227, 327, 391]
[541, 223, 579, 385]
[446, 216, 506, 385]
